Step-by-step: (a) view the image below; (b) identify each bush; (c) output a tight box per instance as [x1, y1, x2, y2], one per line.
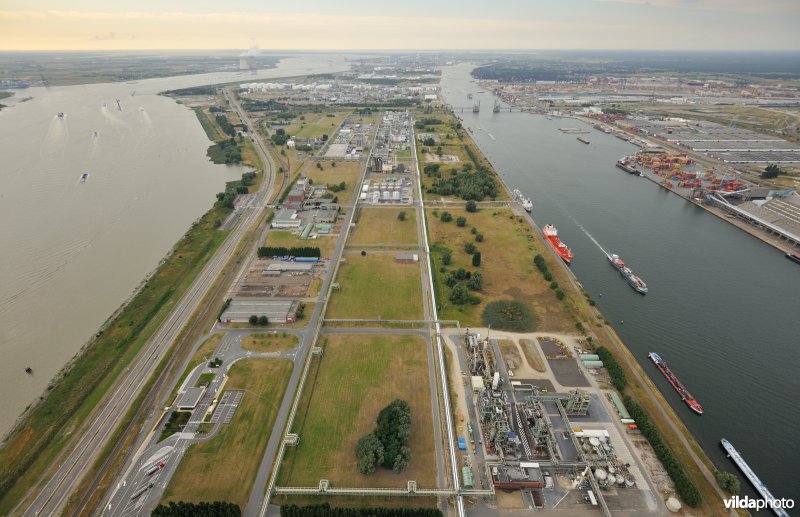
[543, 271, 553, 281]
[465, 200, 477, 212]
[534, 254, 548, 273]
[467, 272, 482, 291]
[472, 252, 481, 267]
[475, 233, 484, 242]
[555, 289, 565, 300]
[441, 250, 452, 265]
[456, 216, 467, 227]
[248, 315, 258, 326]
[715, 470, 741, 494]
[550, 281, 558, 290]
[596, 346, 627, 391]
[397, 211, 406, 221]
[464, 242, 476, 255]
[449, 283, 471, 304]
[440, 212, 453, 223]
[481, 300, 537, 332]
[258, 315, 269, 326]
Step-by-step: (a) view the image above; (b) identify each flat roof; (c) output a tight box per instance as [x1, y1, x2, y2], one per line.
[177, 387, 205, 409]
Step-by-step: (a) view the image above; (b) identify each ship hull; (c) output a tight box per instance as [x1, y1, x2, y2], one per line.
[786, 253, 800, 265]
[609, 254, 647, 294]
[649, 353, 702, 414]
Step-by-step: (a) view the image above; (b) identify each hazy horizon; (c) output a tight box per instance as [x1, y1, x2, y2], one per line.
[1, 0, 798, 52]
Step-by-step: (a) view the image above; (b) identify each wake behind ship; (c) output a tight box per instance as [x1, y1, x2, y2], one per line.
[649, 353, 702, 414]
[542, 224, 573, 264]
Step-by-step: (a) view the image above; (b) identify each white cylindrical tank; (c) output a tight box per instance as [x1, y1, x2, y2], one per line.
[589, 437, 601, 447]
[594, 468, 607, 481]
[615, 474, 625, 485]
[666, 497, 682, 513]
[392, 191, 400, 200]
[492, 372, 500, 390]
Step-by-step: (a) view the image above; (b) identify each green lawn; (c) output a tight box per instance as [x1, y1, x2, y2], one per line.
[326, 254, 423, 320]
[278, 334, 436, 488]
[349, 208, 419, 246]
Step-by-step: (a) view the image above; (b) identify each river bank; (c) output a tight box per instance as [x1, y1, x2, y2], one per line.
[422, 106, 728, 512]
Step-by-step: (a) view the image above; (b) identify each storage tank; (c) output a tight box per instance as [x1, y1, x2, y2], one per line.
[615, 474, 626, 486]
[579, 354, 600, 361]
[583, 360, 604, 369]
[392, 191, 400, 200]
[382, 190, 390, 200]
[589, 437, 600, 447]
[593, 468, 607, 481]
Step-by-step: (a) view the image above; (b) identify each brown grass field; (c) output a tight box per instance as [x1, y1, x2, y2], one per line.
[277, 334, 436, 488]
[305, 160, 362, 202]
[285, 112, 349, 139]
[241, 332, 299, 352]
[427, 207, 576, 331]
[264, 229, 336, 259]
[349, 208, 419, 246]
[162, 359, 293, 508]
[326, 254, 423, 320]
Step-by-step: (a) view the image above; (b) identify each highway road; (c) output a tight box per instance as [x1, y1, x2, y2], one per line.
[21, 90, 280, 517]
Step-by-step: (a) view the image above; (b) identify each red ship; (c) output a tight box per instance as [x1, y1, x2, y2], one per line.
[542, 224, 574, 264]
[649, 352, 703, 415]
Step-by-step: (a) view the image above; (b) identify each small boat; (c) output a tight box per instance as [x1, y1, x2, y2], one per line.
[577, 137, 590, 144]
[787, 252, 800, 265]
[57, 112, 65, 118]
[512, 189, 532, 212]
[25, 367, 33, 374]
[93, 130, 99, 137]
[80, 173, 89, 183]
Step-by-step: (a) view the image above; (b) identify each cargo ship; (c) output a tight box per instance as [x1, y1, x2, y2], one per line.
[577, 137, 590, 144]
[608, 254, 647, 294]
[616, 156, 640, 175]
[786, 252, 800, 265]
[512, 189, 532, 212]
[542, 224, 573, 264]
[720, 439, 790, 517]
[648, 353, 702, 415]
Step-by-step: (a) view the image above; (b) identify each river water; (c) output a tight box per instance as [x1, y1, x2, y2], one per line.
[0, 54, 349, 437]
[441, 63, 800, 504]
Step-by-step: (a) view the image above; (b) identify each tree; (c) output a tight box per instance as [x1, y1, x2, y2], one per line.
[258, 315, 268, 326]
[475, 233, 484, 242]
[397, 211, 406, 221]
[248, 315, 258, 326]
[762, 163, 783, 179]
[355, 433, 384, 475]
[456, 216, 467, 227]
[467, 271, 482, 290]
[472, 252, 481, 267]
[465, 200, 477, 212]
[441, 250, 452, 265]
[464, 242, 476, 254]
[440, 211, 452, 222]
[450, 283, 470, 304]
[715, 470, 741, 494]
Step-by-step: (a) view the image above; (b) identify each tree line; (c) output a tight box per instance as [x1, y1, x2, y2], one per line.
[595, 346, 627, 392]
[257, 246, 321, 258]
[280, 504, 442, 517]
[152, 500, 240, 516]
[623, 395, 702, 507]
[355, 400, 412, 475]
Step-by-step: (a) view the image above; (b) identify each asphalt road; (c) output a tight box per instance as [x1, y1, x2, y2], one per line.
[103, 330, 299, 515]
[21, 91, 279, 517]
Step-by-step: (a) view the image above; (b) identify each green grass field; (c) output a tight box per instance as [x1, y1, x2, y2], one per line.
[285, 112, 349, 139]
[0, 203, 233, 513]
[163, 359, 293, 508]
[278, 334, 436, 488]
[306, 160, 362, 203]
[326, 254, 423, 320]
[349, 208, 418, 246]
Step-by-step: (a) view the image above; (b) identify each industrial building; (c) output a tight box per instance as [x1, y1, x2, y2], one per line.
[272, 209, 302, 229]
[176, 387, 206, 410]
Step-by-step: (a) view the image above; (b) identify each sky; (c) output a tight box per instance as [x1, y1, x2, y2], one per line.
[0, 0, 798, 51]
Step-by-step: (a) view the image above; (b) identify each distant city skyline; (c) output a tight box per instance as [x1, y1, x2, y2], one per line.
[1, 0, 798, 51]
